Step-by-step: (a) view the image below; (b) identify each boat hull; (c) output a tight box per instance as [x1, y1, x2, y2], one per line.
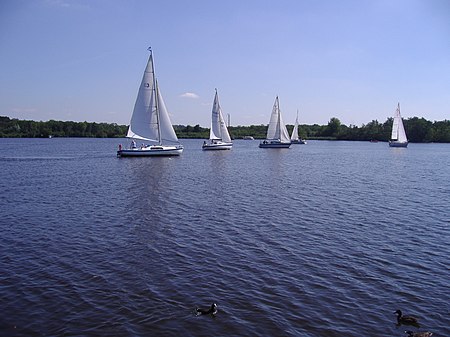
[389, 141, 408, 148]
[117, 145, 183, 157]
[291, 139, 307, 144]
[259, 141, 291, 148]
[202, 142, 233, 150]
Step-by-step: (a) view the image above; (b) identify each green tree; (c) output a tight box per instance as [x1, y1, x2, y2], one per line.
[405, 117, 432, 142]
[323, 117, 341, 137]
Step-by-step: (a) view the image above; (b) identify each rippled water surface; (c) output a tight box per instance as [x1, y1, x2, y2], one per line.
[0, 138, 449, 336]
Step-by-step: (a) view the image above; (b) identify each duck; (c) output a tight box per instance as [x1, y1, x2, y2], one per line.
[405, 331, 433, 337]
[395, 310, 420, 326]
[195, 303, 218, 316]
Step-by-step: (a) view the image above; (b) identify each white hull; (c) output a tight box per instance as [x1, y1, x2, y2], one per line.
[291, 139, 307, 144]
[390, 103, 408, 147]
[204, 90, 232, 150]
[120, 49, 183, 158]
[202, 141, 233, 150]
[389, 141, 408, 148]
[118, 145, 183, 157]
[259, 140, 291, 148]
[261, 97, 291, 149]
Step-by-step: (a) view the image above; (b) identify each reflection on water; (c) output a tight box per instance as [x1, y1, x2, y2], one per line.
[0, 138, 449, 336]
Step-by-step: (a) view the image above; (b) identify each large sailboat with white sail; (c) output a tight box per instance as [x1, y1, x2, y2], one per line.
[389, 103, 408, 148]
[259, 96, 291, 148]
[117, 48, 183, 157]
[202, 89, 233, 150]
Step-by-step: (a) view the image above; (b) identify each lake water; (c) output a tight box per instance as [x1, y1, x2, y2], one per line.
[0, 138, 449, 337]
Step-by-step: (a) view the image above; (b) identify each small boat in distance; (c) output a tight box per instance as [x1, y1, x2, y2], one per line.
[389, 103, 408, 148]
[243, 136, 254, 140]
[259, 96, 291, 148]
[290, 110, 307, 144]
[117, 48, 183, 157]
[202, 89, 233, 150]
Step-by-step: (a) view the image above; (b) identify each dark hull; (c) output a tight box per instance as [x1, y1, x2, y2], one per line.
[259, 141, 291, 148]
[291, 139, 307, 144]
[389, 141, 408, 148]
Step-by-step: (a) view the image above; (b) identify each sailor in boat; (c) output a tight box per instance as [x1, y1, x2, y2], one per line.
[131, 140, 136, 149]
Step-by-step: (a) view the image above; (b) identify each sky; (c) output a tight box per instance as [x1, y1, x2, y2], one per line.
[0, 0, 449, 127]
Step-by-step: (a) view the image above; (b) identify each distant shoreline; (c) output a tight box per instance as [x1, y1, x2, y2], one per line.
[1, 116, 448, 143]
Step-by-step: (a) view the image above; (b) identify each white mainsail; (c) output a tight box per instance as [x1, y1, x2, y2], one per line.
[266, 96, 290, 142]
[291, 110, 300, 141]
[126, 50, 179, 144]
[126, 52, 156, 141]
[391, 103, 407, 143]
[209, 90, 231, 143]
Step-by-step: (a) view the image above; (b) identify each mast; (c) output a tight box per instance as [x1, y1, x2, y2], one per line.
[291, 109, 299, 141]
[216, 88, 222, 140]
[155, 80, 162, 145]
[277, 96, 281, 139]
[149, 47, 162, 145]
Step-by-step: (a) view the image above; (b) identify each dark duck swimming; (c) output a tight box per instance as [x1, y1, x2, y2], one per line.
[405, 331, 433, 337]
[395, 310, 420, 326]
[196, 303, 218, 316]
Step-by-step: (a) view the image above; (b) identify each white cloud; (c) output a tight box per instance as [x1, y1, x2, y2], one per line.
[45, 0, 90, 10]
[45, 0, 69, 8]
[180, 92, 199, 99]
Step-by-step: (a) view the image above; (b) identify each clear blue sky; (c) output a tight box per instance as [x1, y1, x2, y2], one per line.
[1, 0, 449, 127]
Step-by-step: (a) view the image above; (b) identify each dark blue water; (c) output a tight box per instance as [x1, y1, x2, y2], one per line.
[0, 138, 449, 336]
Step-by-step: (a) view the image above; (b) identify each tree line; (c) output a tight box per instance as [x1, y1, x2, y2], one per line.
[0, 116, 127, 138]
[1, 115, 448, 142]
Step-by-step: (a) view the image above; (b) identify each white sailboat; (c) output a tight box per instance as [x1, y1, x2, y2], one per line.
[117, 48, 183, 157]
[389, 103, 408, 148]
[290, 110, 307, 144]
[202, 89, 233, 150]
[259, 96, 291, 148]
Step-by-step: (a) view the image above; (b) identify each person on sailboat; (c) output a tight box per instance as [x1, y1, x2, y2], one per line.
[131, 140, 136, 149]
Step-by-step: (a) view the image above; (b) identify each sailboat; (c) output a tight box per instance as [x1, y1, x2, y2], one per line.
[202, 89, 233, 150]
[259, 96, 291, 148]
[389, 103, 408, 148]
[117, 48, 183, 157]
[290, 110, 307, 144]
